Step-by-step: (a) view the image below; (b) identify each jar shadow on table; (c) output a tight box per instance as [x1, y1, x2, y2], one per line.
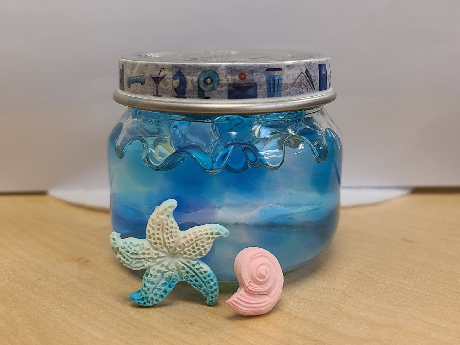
[283, 239, 337, 285]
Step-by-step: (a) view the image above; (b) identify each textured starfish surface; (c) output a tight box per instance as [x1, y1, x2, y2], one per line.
[110, 199, 229, 306]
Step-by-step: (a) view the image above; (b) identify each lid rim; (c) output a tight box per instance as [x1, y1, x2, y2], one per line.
[113, 89, 336, 115]
[122, 50, 328, 65]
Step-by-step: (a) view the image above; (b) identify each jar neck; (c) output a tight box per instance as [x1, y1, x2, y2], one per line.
[129, 107, 324, 122]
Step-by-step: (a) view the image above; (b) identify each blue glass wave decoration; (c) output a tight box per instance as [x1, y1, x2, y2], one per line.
[114, 108, 341, 174]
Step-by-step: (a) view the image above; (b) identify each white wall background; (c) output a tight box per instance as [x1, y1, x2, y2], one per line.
[1, 0, 459, 192]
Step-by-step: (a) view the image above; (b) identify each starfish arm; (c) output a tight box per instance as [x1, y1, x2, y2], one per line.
[146, 199, 180, 252]
[177, 224, 229, 260]
[177, 259, 220, 306]
[130, 267, 180, 307]
[110, 232, 161, 270]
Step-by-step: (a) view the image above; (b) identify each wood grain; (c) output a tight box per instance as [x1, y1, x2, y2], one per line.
[0, 194, 459, 344]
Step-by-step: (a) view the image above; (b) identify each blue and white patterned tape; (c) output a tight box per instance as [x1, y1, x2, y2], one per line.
[118, 51, 331, 101]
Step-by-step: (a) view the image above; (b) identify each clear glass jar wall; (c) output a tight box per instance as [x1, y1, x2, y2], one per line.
[109, 107, 342, 281]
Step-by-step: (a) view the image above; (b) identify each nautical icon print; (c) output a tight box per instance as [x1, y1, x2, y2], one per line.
[266, 68, 283, 97]
[172, 69, 187, 98]
[151, 68, 166, 97]
[197, 70, 220, 99]
[228, 71, 258, 99]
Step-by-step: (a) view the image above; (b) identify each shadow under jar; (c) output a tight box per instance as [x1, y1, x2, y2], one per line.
[109, 51, 342, 281]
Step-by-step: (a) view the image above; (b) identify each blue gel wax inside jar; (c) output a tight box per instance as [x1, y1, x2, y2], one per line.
[110, 51, 342, 281]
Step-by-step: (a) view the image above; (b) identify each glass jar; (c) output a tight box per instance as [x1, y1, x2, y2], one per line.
[109, 51, 342, 281]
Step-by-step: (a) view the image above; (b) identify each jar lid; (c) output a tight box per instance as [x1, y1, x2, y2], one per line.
[114, 51, 336, 114]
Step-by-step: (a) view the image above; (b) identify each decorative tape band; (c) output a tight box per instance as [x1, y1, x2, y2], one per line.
[115, 51, 335, 114]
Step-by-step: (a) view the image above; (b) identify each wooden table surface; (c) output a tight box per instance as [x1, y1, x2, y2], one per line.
[1, 193, 459, 344]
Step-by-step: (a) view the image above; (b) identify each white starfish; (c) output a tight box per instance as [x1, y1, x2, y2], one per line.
[110, 199, 229, 306]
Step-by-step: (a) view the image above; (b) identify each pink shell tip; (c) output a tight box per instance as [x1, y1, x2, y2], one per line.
[226, 247, 283, 316]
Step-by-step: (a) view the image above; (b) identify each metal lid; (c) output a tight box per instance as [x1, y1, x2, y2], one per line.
[114, 51, 335, 114]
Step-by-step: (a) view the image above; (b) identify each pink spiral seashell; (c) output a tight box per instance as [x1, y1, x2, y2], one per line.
[226, 247, 284, 316]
